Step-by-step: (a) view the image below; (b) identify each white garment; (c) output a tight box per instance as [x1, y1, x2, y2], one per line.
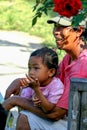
[20, 110, 67, 130]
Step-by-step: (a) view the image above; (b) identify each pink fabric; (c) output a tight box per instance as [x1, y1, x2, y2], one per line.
[56, 49, 87, 110]
[21, 77, 64, 104]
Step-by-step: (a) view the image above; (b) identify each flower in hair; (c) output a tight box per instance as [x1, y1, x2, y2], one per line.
[53, 0, 82, 18]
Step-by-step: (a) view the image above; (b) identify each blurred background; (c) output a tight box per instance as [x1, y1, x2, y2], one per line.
[0, 0, 65, 97]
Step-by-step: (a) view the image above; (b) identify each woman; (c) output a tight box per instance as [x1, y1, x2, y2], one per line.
[2, 15, 87, 130]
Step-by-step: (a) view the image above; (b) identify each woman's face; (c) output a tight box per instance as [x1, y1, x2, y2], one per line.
[53, 24, 77, 51]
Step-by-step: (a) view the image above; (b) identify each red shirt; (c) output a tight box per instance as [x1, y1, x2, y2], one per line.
[56, 49, 87, 110]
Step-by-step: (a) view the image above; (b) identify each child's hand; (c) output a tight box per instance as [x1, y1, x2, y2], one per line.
[25, 74, 40, 90]
[20, 78, 29, 87]
[32, 94, 41, 107]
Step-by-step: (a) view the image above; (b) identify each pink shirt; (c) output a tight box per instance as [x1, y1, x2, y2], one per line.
[56, 49, 87, 110]
[21, 77, 64, 104]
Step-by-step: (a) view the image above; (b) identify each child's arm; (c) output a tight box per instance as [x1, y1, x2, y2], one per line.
[24, 75, 56, 113]
[21, 75, 64, 113]
[34, 88, 56, 113]
[32, 78, 64, 113]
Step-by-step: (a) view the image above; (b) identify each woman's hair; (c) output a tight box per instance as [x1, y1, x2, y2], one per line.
[80, 29, 87, 44]
[30, 47, 58, 76]
[74, 28, 87, 43]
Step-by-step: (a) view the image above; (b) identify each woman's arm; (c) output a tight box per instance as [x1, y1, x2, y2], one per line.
[5, 78, 28, 99]
[2, 96, 67, 121]
[4, 78, 67, 120]
[5, 78, 21, 99]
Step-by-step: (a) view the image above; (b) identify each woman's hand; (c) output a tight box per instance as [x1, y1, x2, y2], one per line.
[2, 96, 19, 111]
[5, 78, 22, 99]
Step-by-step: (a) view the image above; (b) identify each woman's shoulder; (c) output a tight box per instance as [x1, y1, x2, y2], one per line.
[59, 53, 71, 68]
[62, 53, 71, 61]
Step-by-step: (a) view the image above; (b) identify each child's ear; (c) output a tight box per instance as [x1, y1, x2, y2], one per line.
[49, 68, 56, 77]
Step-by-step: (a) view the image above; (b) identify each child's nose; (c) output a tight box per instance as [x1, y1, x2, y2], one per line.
[29, 70, 35, 77]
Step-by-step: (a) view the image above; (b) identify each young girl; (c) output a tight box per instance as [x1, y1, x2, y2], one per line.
[20, 47, 64, 113]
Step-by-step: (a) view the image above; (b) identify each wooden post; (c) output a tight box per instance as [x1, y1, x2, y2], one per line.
[68, 78, 87, 130]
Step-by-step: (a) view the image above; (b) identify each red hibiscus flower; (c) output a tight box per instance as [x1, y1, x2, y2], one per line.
[53, 0, 82, 18]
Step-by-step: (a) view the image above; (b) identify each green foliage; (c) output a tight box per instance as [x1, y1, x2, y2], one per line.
[0, 0, 35, 30]
[72, 11, 87, 27]
[72, 1, 87, 27]
[0, 0, 55, 45]
[32, 0, 54, 26]
[0, 0, 65, 60]
[32, 0, 87, 27]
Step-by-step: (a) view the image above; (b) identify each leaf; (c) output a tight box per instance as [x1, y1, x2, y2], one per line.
[33, 4, 38, 12]
[72, 13, 86, 27]
[38, 12, 42, 17]
[37, 6, 44, 12]
[32, 16, 37, 26]
[43, 8, 48, 15]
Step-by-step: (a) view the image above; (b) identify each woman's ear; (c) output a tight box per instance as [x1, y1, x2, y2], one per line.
[77, 26, 85, 37]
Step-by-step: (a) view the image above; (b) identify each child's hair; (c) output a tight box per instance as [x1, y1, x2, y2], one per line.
[30, 47, 58, 76]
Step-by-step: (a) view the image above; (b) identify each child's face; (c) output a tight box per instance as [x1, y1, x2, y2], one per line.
[28, 56, 52, 86]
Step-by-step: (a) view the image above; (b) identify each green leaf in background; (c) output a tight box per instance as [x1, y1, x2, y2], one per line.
[32, 16, 37, 26]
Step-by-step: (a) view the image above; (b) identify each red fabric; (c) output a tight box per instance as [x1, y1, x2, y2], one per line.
[56, 49, 87, 109]
[53, 0, 82, 18]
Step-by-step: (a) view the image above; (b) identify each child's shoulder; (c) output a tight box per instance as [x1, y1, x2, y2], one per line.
[50, 77, 64, 87]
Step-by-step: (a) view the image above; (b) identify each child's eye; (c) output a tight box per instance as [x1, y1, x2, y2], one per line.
[34, 67, 39, 70]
